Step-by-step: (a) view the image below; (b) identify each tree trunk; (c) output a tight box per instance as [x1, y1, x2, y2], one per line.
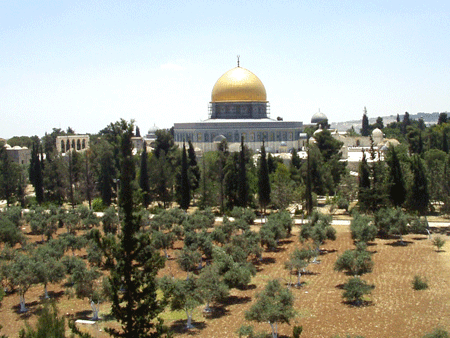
[19, 293, 27, 313]
[296, 271, 302, 287]
[44, 284, 49, 299]
[186, 310, 194, 329]
[91, 300, 100, 320]
[269, 321, 277, 338]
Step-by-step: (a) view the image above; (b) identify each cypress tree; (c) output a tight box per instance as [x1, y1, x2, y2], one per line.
[179, 142, 190, 210]
[217, 140, 229, 214]
[0, 147, 17, 206]
[68, 150, 75, 209]
[30, 141, 44, 204]
[35, 148, 44, 205]
[187, 140, 200, 193]
[438, 112, 448, 125]
[401, 112, 411, 135]
[106, 120, 168, 338]
[97, 141, 116, 206]
[258, 140, 271, 214]
[305, 146, 313, 215]
[418, 131, 423, 155]
[387, 146, 406, 207]
[291, 147, 301, 170]
[139, 144, 150, 208]
[409, 155, 429, 215]
[29, 142, 37, 187]
[361, 107, 369, 136]
[238, 136, 248, 208]
[358, 151, 371, 212]
[443, 132, 449, 154]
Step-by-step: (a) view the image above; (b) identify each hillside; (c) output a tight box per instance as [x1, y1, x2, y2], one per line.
[331, 112, 448, 132]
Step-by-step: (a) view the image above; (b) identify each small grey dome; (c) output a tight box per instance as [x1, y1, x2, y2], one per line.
[311, 111, 328, 124]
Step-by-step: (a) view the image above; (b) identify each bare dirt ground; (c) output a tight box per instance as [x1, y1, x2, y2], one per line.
[1, 221, 450, 338]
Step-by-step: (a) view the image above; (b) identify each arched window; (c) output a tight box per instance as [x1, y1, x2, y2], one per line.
[71, 140, 75, 149]
[61, 141, 65, 152]
[77, 139, 81, 150]
[82, 139, 86, 149]
[67, 140, 70, 150]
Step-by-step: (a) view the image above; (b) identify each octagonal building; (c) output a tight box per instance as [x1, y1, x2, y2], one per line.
[173, 63, 305, 153]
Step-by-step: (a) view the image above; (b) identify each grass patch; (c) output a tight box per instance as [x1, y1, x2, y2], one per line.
[412, 275, 428, 290]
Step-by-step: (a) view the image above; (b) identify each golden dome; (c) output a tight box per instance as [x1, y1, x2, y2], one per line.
[211, 67, 267, 102]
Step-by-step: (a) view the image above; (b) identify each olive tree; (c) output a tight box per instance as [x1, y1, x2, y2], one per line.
[245, 279, 295, 338]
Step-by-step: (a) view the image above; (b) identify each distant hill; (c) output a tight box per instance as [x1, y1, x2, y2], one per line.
[330, 112, 449, 132]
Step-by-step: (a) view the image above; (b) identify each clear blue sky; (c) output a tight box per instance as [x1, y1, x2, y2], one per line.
[1, 0, 449, 139]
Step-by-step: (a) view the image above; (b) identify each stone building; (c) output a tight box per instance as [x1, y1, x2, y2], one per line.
[56, 135, 90, 153]
[3, 144, 31, 165]
[173, 63, 306, 153]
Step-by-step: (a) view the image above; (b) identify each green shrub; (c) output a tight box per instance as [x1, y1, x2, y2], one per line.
[432, 236, 445, 252]
[334, 243, 373, 276]
[19, 301, 66, 338]
[230, 207, 256, 225]
[409, 217, 428, 235]
[350, 212, 376, 243]
[342, 277, 374, 306]
[148, 205, 164, 214]
[374, 207, 408, 239]
[293, 325, 303, 338]
[336, 196, 349, 211]
[412, 275, 428, 290]
[92, 198, 106, 212]
[422, 328, 449, 338]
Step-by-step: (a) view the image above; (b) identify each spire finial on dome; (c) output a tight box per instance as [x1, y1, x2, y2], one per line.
[237, 55, 240, 67]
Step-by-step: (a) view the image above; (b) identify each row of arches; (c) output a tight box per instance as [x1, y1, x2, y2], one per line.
[56, 136, 89, 153]
[60, 139, 86, 152]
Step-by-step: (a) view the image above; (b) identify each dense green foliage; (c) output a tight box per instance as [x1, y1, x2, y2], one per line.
[245, 279, 295, 338]
[334, 243, 374, 276]
[104, 121, 168, 338]
[412, 275, 428, 290]
[342, 277, 374, 306]
[258, 141, 271, 213]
